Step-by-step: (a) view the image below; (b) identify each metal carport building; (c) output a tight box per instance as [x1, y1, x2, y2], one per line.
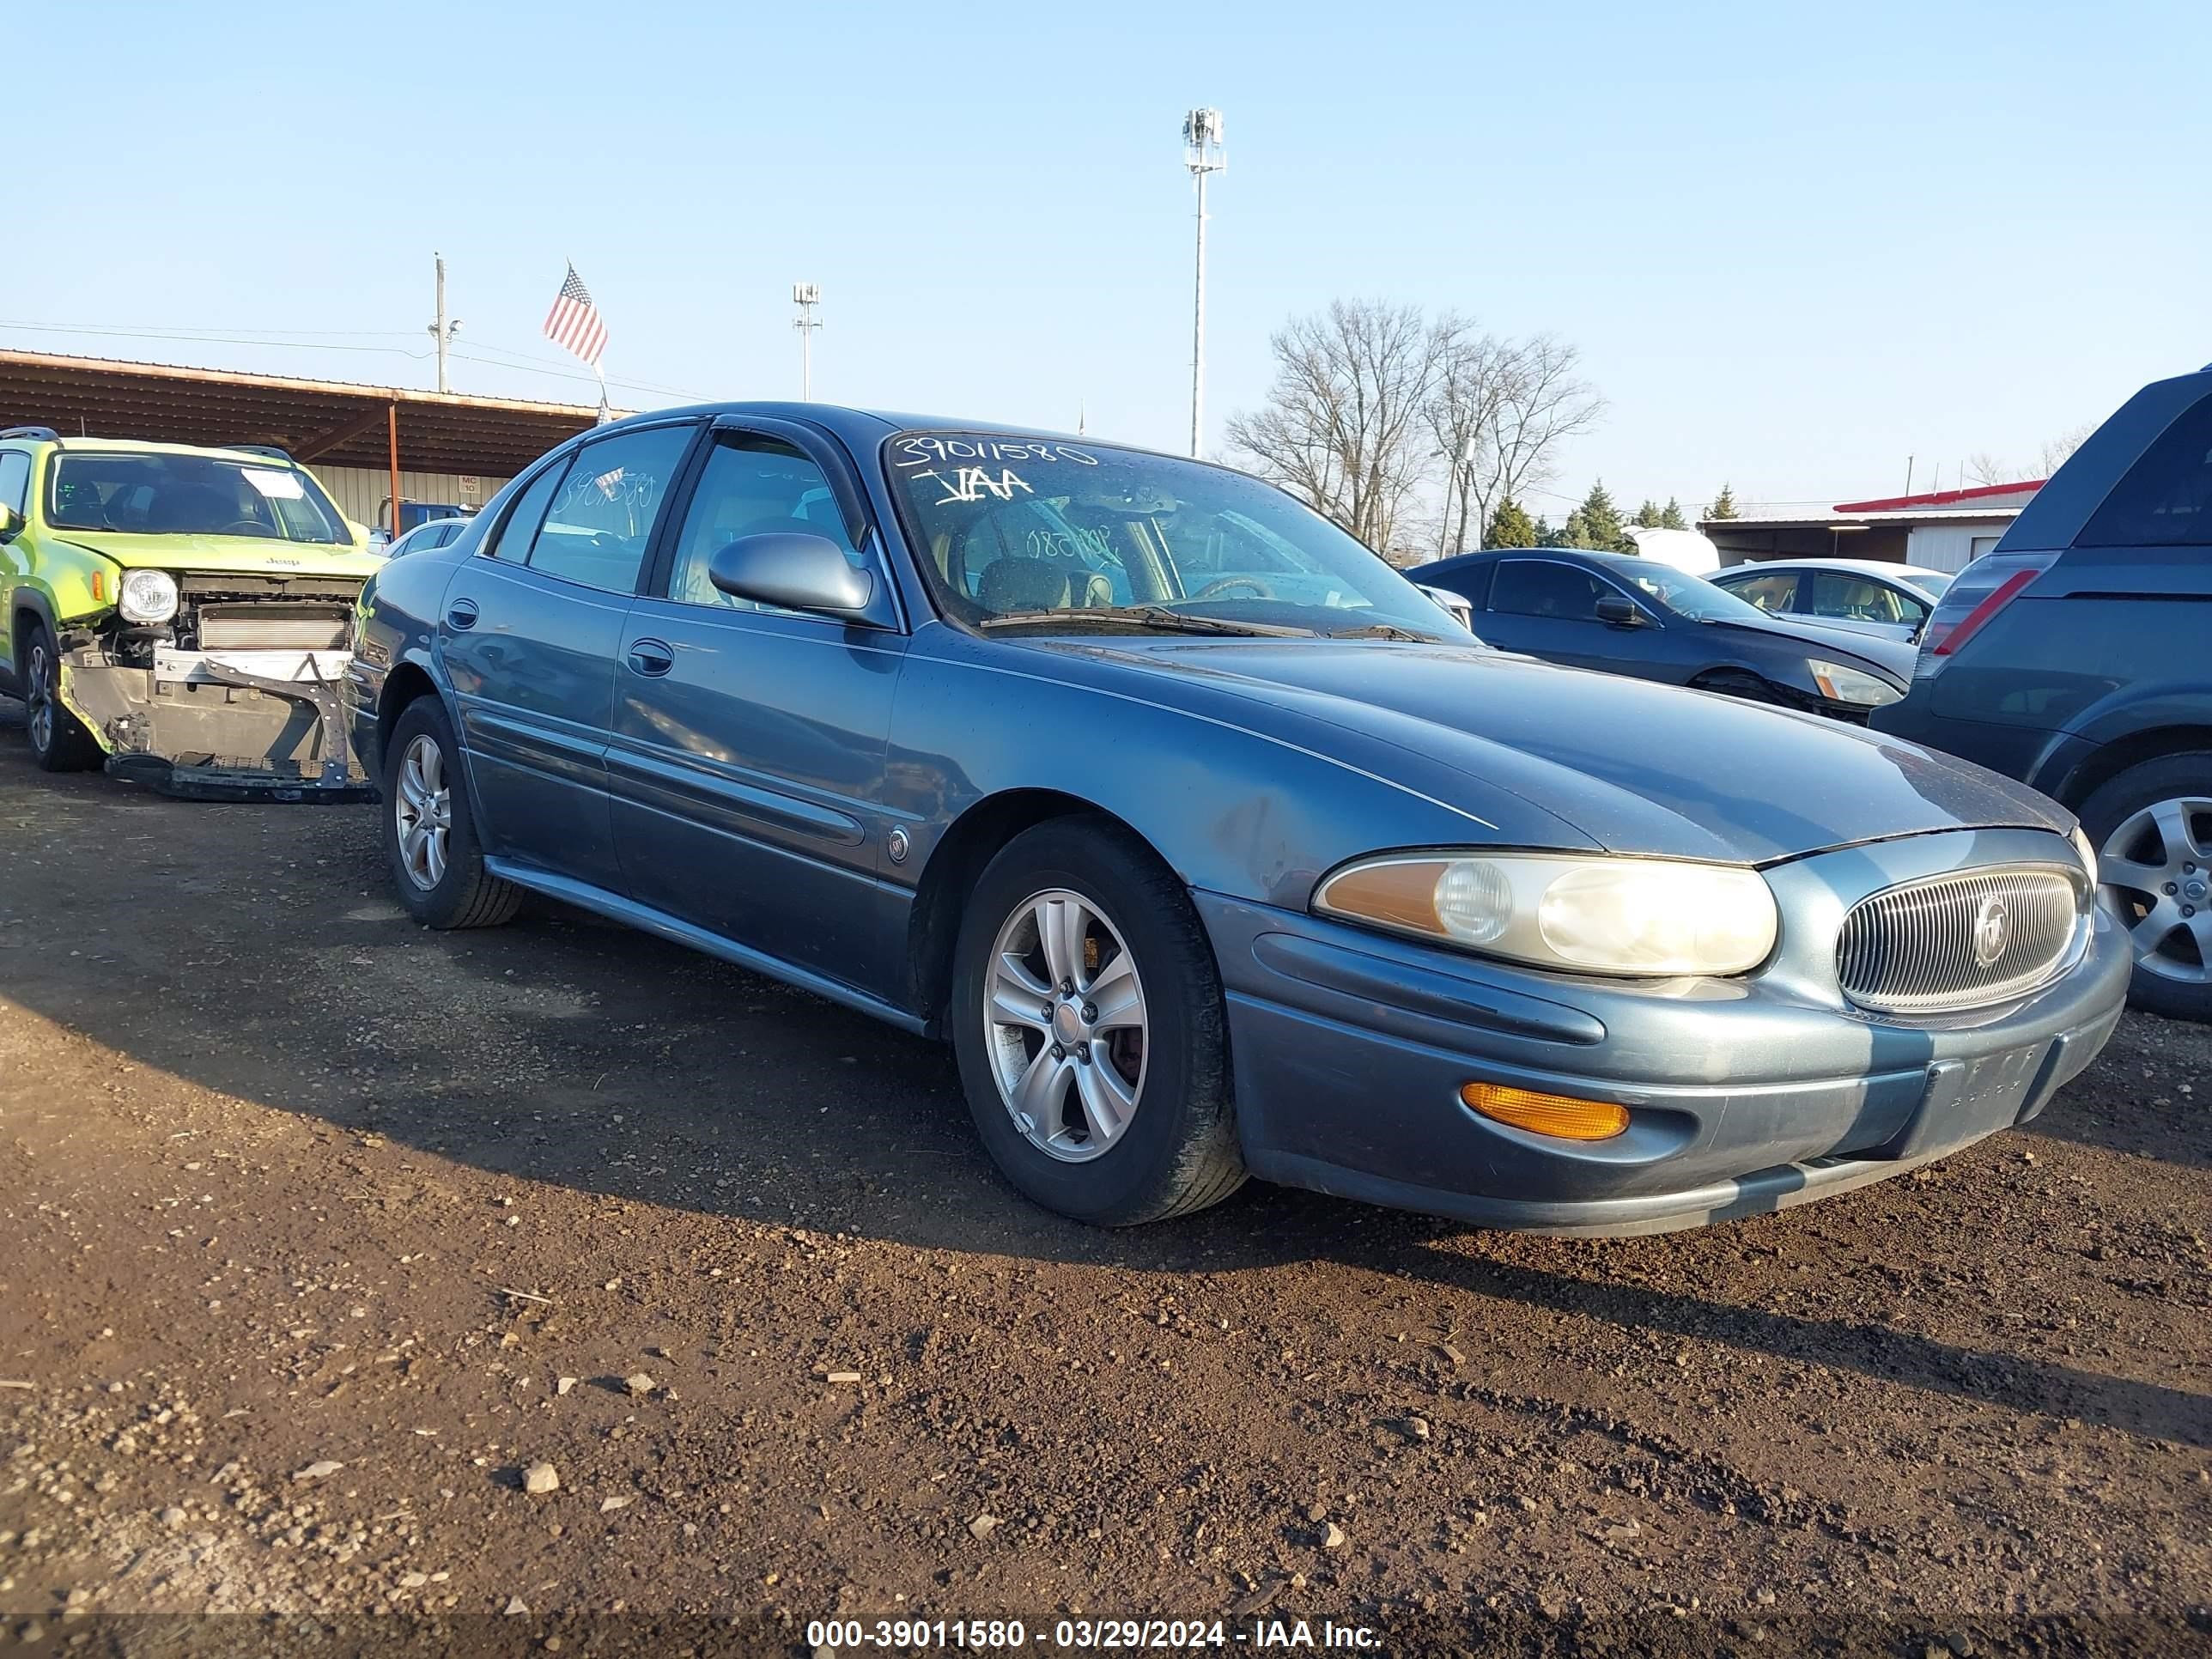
[0, 349, 607, 534]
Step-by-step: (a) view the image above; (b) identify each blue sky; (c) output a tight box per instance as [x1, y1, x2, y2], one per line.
[11, 1, 2208, 516]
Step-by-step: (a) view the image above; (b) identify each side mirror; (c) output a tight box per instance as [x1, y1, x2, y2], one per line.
[0, 505, 23, 544]
[708, 532, 873, 616]
[1595, 595, 1645, 629]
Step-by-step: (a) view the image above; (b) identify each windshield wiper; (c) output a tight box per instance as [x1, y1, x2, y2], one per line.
[977, 605, 1314, 639]
[1324, 622, 1436, 641]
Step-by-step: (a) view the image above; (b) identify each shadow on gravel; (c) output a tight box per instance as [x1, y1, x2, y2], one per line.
[0, 714, 2205, 1459]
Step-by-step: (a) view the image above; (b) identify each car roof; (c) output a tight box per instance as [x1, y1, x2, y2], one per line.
[589, 401, 1182, 459]
[0, 434, 312, 467]
[1714, 557, 1947, 580]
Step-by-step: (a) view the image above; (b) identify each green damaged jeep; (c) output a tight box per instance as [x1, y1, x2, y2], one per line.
[0, 428, 382, 799]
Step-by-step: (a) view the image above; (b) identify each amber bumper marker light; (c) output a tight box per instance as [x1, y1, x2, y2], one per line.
[1461, 1081, 1630, 1140]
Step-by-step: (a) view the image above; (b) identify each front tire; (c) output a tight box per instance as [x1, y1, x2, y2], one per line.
[950, 817, 1246, 1225]
[23, 623, 100, 773]
[381, 697, 521, 930]
[2078, 752, 2212, 1023]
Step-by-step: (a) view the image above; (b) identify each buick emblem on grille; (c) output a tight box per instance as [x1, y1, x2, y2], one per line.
[1972, 896, 2011, 968]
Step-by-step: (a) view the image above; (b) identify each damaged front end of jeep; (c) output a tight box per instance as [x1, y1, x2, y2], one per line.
[56, 573, 374, 802]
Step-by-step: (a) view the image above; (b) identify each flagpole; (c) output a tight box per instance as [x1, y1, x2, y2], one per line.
[595, 365, 611, 425]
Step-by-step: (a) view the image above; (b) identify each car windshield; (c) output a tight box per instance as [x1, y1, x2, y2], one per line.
[48, 453, 350, 544]
[887, 432, 1458, 638]
[1605, 559, 1773, 624]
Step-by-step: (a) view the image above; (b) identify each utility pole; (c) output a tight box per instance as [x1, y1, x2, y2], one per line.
[428, 252, 461, 392]
[1182, 108, 1225, 459]
[792, 283, 822, 400]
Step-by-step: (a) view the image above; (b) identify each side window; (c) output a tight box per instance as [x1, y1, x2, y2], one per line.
[1805, 571, 1905, 625]
[0, 451, 30, 516]
[666, 437, 865, 611]
[486, 459, 568, 561]
[1725, 571, 1797, 615]
[526, 424, 696, 593]
[2077, 394, 2212, 547]
[1489, 560, 1607, 620]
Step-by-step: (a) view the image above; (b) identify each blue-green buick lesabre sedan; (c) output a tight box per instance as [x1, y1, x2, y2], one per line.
[343, 404, 2130, 1233]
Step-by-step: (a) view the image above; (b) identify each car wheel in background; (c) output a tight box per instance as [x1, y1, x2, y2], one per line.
[23, 623, 100, 773]
[381, 696, 522, 931]
[2078, 752, 2212, 1023]
[950, 817, 1247, 1225]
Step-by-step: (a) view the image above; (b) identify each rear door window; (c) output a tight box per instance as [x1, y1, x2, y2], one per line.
[525, 424, 697, 593]
[1489, 559, 1607, 620]
[1804, 571, 1910, 626]
[2077, 393, 2212, 546]
[487, 461, 568, 560]
[0, 451, 29, 516]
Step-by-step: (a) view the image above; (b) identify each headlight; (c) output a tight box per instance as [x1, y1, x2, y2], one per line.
[1807, 659, 1901, 707]
[117, 568, 179, 624]
[1314, 852, 1779, 977]
[2070, 824, 2099, 890]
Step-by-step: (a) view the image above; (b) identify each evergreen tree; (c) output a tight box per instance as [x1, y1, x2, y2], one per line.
[1530, 515, 1559, 545]
[1632, 499, 1665, 529]
[1571, 480, 1633, 553]
[1708, 483, 1740, 521]
[1484, 497, 1539, 549]
[1660, 497, 1688, 530]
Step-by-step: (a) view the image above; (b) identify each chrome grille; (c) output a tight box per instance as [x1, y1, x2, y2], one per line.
[1836, 866, 2084, 1014]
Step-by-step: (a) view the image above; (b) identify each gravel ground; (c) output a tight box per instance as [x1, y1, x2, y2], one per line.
[0, 708, 2206, 1657]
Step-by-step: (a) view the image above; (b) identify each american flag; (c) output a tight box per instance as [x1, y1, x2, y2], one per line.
[542, 262, 607, 369]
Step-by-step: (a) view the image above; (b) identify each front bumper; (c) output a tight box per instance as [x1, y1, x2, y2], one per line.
[1204, 828, 2131, 1237]
[59, 647, 374, 802]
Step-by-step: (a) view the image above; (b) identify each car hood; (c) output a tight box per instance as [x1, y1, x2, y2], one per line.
[1024, 635, 2069, 864]
[53, 531, 380, 580]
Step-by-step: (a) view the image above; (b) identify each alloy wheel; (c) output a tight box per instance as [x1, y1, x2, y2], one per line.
[392, 733, 453, 891]
[2099, 795, 2212, 984]
[26, 641, 53, 755]
[983, 888, 1149, 1163]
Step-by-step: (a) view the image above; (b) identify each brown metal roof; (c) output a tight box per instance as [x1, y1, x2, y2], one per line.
[0, 349, 610, 476]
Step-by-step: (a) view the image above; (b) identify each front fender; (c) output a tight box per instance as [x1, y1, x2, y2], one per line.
[34, 540, 125, 627]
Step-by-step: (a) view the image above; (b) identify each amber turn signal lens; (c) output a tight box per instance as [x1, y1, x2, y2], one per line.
[1461, 1081, 1630, 1140]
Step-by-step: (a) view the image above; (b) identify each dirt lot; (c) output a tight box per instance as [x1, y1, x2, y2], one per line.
[0, 706, 2206, 1657]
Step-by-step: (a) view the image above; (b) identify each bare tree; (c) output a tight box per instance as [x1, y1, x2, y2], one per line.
[1451, 335, 1604, 548]
[1966, 426, 2094, 488]
[1422, 330, 1512, 556]
[2035, 423, 2094, 477]
[1225, 301, 1464, 559]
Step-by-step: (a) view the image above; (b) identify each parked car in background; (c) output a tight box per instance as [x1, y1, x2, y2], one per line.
[1874, 362, 2212, 1021]
[375, 513, 473, 562]
[346, 406, 2126, 1234]
[1711, 557, 1954, 643]
[1408, 547, 1914, 721]
[1415, 581, 1475, 633]
[0, 426, 378, 798]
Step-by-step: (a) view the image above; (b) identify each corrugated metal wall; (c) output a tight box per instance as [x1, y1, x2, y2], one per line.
[306, 465, 514, 531]
[1905, 523, 2012, 574]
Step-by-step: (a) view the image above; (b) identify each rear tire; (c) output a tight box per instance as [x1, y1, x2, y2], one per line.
[950, 817, 1246, 1225]
[22, 623, 100, 773]
[381, 696, 522, 930]
[2077, 751, 2212, 1023]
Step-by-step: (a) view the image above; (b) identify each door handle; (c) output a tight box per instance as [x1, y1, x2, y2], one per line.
[447, 598, 479, 630]
[626, 638, 675, 678]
